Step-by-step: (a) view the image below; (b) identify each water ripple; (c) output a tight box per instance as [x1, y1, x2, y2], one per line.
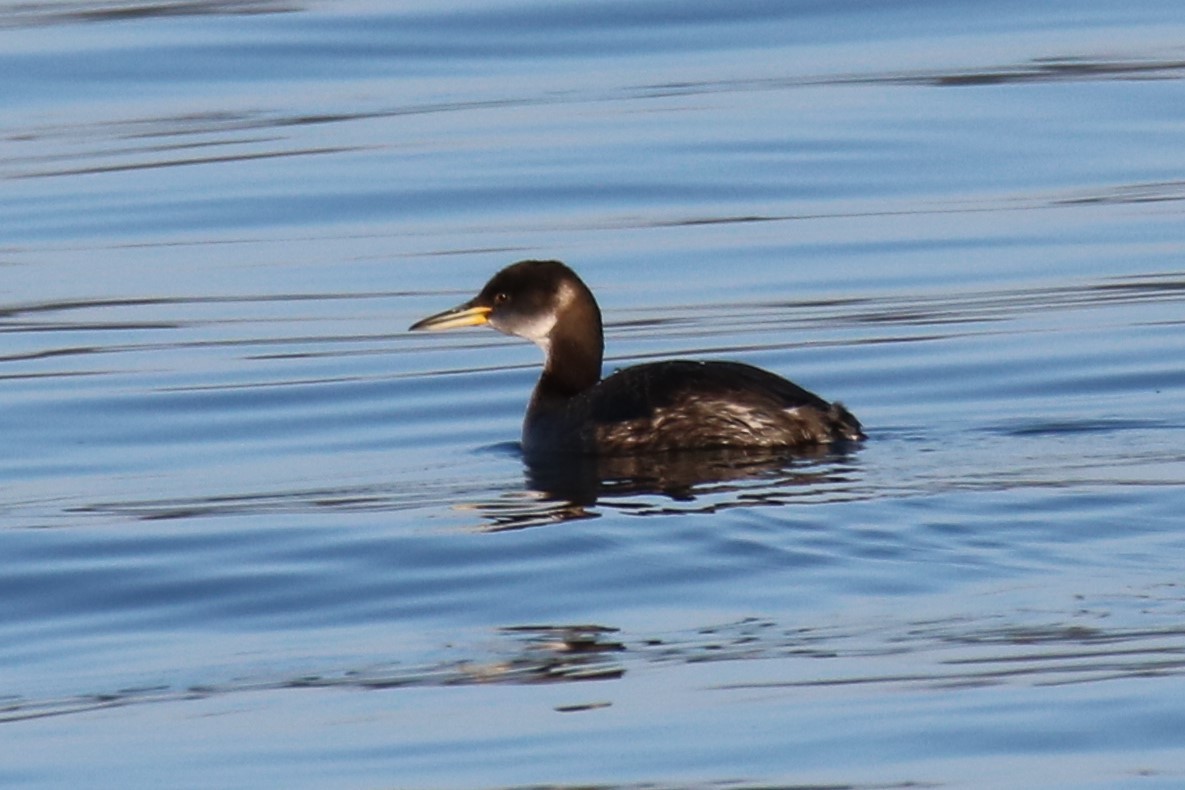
[7, 589, 1185, 725]
[0, 1, 299, 28]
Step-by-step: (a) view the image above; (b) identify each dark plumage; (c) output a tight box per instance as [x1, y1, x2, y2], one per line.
[410, 260, 863, 457]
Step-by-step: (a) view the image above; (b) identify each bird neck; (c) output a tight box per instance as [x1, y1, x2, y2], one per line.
[537, 311, 603, 399]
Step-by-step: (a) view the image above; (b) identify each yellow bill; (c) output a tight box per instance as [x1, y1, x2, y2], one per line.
[409, 302, 492, 332]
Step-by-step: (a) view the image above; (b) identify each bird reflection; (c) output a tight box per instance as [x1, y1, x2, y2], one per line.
[469, 445, 863, 532]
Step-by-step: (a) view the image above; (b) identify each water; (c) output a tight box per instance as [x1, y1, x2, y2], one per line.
[3, 1, 1185, 787]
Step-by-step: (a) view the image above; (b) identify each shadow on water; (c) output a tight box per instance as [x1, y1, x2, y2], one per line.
[635, 52, 1185, 100]
[66, 484, 453, 521]
[0, 1, 299, 27]
[484, 446, 867, 532]
[61, 445, 866, 526]
[8, 596, 1185, 725]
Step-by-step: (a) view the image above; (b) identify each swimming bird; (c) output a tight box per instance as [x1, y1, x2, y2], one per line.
[409, 260, 863, 457]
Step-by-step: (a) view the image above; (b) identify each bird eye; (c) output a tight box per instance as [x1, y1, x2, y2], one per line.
[493, 292, 509, 305]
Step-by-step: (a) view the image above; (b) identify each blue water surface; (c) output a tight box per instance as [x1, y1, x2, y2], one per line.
[2, 1, 1185, 787]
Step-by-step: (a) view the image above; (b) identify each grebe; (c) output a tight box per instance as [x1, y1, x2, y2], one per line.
[410, 260, 863, 456]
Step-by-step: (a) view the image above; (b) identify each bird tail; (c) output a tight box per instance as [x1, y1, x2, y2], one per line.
[828, 402, 866, 442]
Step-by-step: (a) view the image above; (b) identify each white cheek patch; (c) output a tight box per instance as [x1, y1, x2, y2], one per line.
[490, 310, 553, 345]
[489, 304, 557, 351]
[513, 312, 556, 350]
